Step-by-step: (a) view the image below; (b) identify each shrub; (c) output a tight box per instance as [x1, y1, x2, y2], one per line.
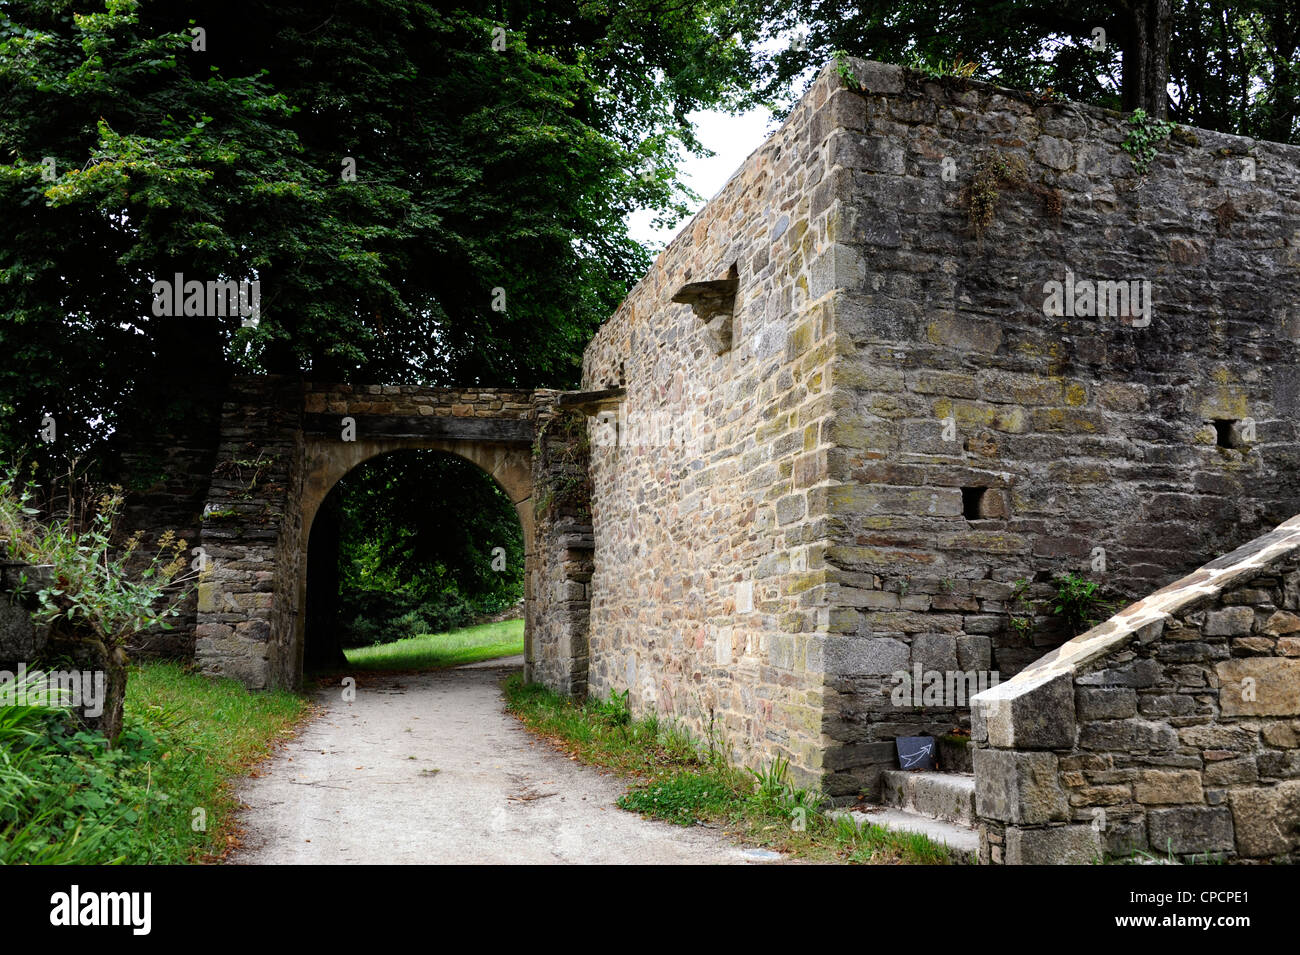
[0, 466, 195, 742]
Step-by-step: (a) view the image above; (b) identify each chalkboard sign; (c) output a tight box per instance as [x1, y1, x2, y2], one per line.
[896, 735, 937, 770]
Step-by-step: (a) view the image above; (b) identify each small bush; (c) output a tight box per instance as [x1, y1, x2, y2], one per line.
[1052, 572, 1112, 635]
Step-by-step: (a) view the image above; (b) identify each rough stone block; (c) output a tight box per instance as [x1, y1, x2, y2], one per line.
[1217, 658, 1300, 716]
[978, 672, 1076, 749]
[1005, 824, 1101, 864]
[974, 749, 1068, 824]
[957, 634, 992, 671]
[1228, 781, 1300, 857]
[911, 632, 957, 672]
[1076, 658, 1162, 688]
[1134, 770, 1203, 805]
[1076, 687, 1138, 721]
[824, 636, 909, 676]
[1204, 607, 1255, 636]
[1147, 807, 1235, 855]
[1080, 719, 1179, 752]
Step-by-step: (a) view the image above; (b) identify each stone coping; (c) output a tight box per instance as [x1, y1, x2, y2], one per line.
[972, 513, 1300, 715]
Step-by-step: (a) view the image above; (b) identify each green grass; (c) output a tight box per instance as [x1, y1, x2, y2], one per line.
[344, 618, 524, 671]
[503, 676, 963, 864]
[0, 661, 311, 864]
[123, 661, 313, 861]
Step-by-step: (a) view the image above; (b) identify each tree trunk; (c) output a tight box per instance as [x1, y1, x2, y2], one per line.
[43, 622, 127, 745]
[1120, 0, 1173, 118]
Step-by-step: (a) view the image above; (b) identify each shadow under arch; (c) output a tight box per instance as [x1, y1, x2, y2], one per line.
[291, 435, 535, 687]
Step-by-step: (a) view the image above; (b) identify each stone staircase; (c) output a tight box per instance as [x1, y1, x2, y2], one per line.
[832, 767, 980, 860]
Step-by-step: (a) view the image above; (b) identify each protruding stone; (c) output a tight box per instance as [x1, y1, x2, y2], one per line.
[974, 749, 1068, 824]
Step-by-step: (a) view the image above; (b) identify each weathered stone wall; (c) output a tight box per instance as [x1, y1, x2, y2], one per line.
[819, 58, 1300, 798]
[0, 560, 47, 670]
[582, 56, 1300, 797]
[108, 381, 227, 659]
[527, 394, 593, 696]
[196, 376, 301, 688]
[583, 66, 844, 785]
[972, 515, 1300, 863]
[819, 57, 1300, 798]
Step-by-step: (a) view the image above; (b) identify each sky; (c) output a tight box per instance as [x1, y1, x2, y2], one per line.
[626, 105, 777, 249]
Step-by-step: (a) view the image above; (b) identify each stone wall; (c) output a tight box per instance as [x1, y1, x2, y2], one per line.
[526, 394, 594, 696]
[0, 560, 47, 670]
[581, 56, 1300, 797]
[195, 376, 301, 688]
[972, 515, 1300, 863]
[582, 65, 844, 785]
[819, 56, 1300, 799]
[107, 380, 227, 660]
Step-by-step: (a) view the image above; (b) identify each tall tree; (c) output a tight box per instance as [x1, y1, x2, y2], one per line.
[0, 0, 763, 468]
[758, 0, 1296, 142]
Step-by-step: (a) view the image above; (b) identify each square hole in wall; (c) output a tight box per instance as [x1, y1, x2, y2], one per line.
[1212, 419, 1238, 447]
[961, 487, 987, 520]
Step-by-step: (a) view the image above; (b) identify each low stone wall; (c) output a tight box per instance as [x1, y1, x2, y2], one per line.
[972, 515, 1300, 863]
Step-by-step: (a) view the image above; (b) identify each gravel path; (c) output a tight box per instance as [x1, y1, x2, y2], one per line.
[227, 658, 766, 864]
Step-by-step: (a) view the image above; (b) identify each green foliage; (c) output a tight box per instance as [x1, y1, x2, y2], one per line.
[0, 466, 193, 650]
[1051, 572, 1111, 635]
[903, 51, 981, 80]
[618, 771, 735, 825]
[0, 662, 307, 864]
[334, 450, 523, 647]
[591, 687, 632, 728]
[833, 49, 858, 89]
[756, 2, 1298, 146]
[1008, 576, 1035, 637]
[0, 0, 766, 469]
[1122, 108, 1175, 174]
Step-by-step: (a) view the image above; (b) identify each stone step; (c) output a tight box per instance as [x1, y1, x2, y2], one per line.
[880, 769, 976, 827]
[830, 807, 978, 861]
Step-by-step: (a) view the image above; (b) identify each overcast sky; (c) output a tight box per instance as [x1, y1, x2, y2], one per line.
[626, 104, 777, 248]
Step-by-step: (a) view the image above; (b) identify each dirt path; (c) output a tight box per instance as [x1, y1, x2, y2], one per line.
[228, 658, 766, 864]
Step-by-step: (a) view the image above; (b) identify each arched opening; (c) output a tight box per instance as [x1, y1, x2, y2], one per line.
[302, 448, 527, 675]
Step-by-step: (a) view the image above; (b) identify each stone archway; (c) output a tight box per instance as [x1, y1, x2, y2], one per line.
[194, 377, 594, 695]
[292, 436, 534, 685]
[194, 378, 549, 691]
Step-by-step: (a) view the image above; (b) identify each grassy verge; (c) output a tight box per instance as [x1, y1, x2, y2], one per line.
[503, 675, 962, 864]
[344, 618, 524, 671]
[0, 661, 311, 864]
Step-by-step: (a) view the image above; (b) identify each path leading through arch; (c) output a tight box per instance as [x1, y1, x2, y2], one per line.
[227, 660, 769, 865]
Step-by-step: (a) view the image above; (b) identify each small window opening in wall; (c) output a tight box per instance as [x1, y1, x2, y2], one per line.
[1212, 419, 1237, 447]
[962, 487, 987, 520]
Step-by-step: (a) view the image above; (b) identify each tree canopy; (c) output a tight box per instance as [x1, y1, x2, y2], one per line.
[0, 0, 764, 463]
[757, 0, 1298, 142]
